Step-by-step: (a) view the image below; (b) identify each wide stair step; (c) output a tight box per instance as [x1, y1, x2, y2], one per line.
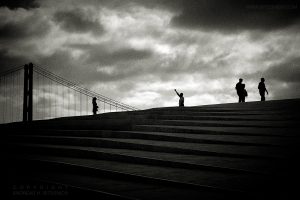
[8, 134, 289, 159]
[9, 142, 282, 174]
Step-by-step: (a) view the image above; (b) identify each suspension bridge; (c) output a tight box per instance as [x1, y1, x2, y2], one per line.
[0, 63, 138, 124]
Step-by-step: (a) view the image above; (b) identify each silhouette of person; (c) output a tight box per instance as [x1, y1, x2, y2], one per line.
[174, 89, 184, 107]
[92, 97, 98, 115]
[241, 84, 248, 102]
[258, 78, 268, 101]
[235, 78, 245, 103]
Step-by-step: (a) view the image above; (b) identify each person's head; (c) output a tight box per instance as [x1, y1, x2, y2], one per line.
[180, 93, 183, 97]
[239, 78, 243, 83]
[261, 78, 265, 82]
[92, 97, 97, 102]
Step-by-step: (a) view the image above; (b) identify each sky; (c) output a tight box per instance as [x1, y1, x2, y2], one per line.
[0, 0, 300, 109]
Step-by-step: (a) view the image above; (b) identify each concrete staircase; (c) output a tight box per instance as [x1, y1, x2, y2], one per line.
[5, 99, 300, 199]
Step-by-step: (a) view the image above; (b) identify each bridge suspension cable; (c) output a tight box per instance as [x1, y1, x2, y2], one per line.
[33, 64, 138, 111]
[0, 66, 24, 124]
[0, 65, 23, 77]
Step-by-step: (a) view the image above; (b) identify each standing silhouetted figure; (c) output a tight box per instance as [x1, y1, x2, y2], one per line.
[92, 97, 98, 115]
[235, 78, 245, 103]
[174, 89, 184, 107]
[241, 84, 248, 102]
[258, 78, 268, 101]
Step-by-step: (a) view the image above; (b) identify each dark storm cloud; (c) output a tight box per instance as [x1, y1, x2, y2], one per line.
[36, 50, 75, 72]
[92, 48, 153, 65]
[262, 57, 300, 83]
[32, 45, 153, 84]
[63, 43, 155, 82]
[271, 82, 300, 100]
[69, 43, 153, 65]
[0, 11, 50, 41]
[33, 50, 102, 85]
[172, 0, 299, 32]
[34, 50, 94, 86]
[53, 9, 104, 35]
[130, 0, 300, 32]
[0, 19, 50, 41]
[0, 0, 39, 10]
[0, 49, 28, 72]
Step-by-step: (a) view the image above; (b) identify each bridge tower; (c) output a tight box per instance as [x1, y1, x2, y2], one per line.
[23, 63, 33, 122]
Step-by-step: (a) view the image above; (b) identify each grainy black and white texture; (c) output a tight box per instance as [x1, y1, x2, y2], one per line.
[1, 0, 299, 108]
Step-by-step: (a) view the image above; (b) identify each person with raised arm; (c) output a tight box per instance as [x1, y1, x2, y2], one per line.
[174, 89, 184, 107]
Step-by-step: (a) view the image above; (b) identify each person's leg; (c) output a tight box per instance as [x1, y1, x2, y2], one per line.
[260, 91, 265, 101]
